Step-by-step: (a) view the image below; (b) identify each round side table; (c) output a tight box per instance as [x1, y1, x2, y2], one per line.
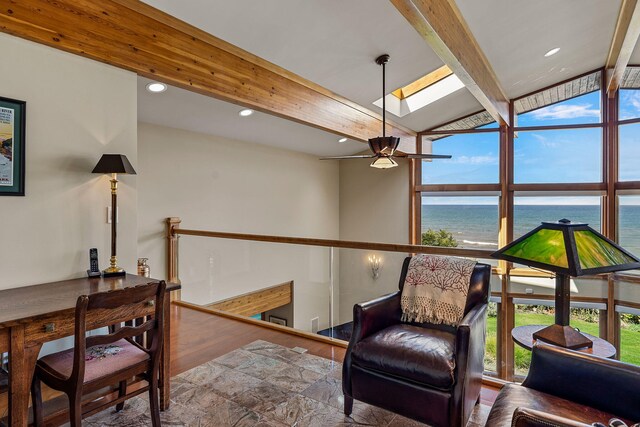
[511, 324, 616, 359]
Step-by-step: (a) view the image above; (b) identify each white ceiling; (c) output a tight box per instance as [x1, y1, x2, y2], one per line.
[137, 77, 364, 157]
[138, 0, 624, 155]
[457, 0, 621, 99]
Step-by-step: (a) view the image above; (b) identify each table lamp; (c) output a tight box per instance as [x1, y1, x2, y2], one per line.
[92, 154, 136, 276]
[492, 219, 640, 349]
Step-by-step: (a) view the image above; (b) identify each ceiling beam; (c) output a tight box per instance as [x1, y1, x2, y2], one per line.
[605, 0, 640, 97]
[0, 0, 415, 143]
[390, 0, 510, 126]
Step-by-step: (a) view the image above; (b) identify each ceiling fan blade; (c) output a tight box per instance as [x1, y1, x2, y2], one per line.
[319, 155, 376, 160]
[399, 153, 452, 159]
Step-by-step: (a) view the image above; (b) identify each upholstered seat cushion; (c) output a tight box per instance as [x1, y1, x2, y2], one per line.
[351, 324, 456, 390]
[38, 339, 149, 383]
[485, 384, 633, 427]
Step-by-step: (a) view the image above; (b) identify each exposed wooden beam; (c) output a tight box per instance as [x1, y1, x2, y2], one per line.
[390, 0, 510, 126]
[0, 0, 414, 143]
[605, 0, 640, 97]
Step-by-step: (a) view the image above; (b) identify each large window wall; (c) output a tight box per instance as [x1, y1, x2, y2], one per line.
[415, 68, 640, 380]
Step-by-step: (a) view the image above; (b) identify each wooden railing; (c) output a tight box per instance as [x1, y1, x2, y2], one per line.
[165, 217, 640, 381]
[165, 217, 495, 286]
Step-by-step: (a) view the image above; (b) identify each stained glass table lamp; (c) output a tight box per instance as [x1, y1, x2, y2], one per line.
[491, 219, 640, 349]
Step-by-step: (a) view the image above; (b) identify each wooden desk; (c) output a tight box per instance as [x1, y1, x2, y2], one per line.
[0, 275, 180, 426]
[512, 324, 616, 359]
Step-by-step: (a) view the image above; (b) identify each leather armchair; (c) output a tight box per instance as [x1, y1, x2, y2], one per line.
[342, 256, 491, 427]
[485, 343, 640, 427]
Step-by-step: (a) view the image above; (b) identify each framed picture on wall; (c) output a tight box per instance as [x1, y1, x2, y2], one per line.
[0, 96, 25, 196]
[269, 315, 287, 327]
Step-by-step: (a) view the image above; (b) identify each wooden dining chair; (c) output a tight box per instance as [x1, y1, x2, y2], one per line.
[30, 281, 166, 426]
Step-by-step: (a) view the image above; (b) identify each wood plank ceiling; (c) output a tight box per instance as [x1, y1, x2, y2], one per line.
[0, 0, 414, 144]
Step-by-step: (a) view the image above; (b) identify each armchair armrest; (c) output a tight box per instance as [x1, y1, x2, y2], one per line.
[453, 301, 488, 426]
[523, 343, 640, 421]
[512, 407, 594, 427]
[349, 291, 401, 345]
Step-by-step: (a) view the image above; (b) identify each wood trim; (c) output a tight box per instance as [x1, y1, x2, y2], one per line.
[390, 0, 510, 126]
[172, 226, 495, 259]
[506, 294, 608, 304]
[508, 183, 607, 192]
[613, 272, 640, 284]
[615, 180, 640, 190]
[0, 0, 414, 144]
[205, 282, 293, 317]
[416, 183, 501, 193]
[513, 123, 604, 132]
[481, 376, 507, 389]
[606, 0, 640, 96]
[614, 299, 640, 309]
[166, 217, 181, 283]
[616, 116, 640, 126]
[174, 301, 349, 348]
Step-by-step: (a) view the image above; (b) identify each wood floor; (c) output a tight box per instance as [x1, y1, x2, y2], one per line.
[169, 303, 500, 407]
[0, 303, 499, 424]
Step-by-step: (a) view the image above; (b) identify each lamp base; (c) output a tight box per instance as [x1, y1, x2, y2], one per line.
[533, 324, 593, 350]
[103, 266, 126, 277]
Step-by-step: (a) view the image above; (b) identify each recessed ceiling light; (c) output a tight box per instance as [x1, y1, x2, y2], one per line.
[338, 137, 348, 143]
[239, 109, 254, 117]
[544, 47, 560, 57]
[145, 82, 167, 93]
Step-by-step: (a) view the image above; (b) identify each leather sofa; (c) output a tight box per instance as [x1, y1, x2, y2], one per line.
[342, 256, 491, 427]
[485, 343, 640, 427]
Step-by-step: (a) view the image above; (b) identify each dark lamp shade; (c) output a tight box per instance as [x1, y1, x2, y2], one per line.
[492, 219, 640, 276]
[92, 154, 137, 175]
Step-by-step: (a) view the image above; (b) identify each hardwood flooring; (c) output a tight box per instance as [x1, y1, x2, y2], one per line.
[169, 304, 500, 407]
[0, 303, 499, 425]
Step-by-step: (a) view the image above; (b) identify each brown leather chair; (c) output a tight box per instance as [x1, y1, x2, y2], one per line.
[342, 256, 491, 427]
[30, 281, 166, 427]
[485, 343, 640, 427]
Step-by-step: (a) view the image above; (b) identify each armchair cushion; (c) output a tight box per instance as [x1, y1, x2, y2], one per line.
[351, 324, 456, 390]
[485, 384, 632, 427]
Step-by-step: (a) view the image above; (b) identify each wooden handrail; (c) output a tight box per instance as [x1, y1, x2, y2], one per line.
[172, 227, 495, 259]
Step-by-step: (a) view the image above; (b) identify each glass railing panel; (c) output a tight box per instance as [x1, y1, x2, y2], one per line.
[615, 279, 640, 366]
[333, 248, 409, 341]
[178, 236, 333, 334]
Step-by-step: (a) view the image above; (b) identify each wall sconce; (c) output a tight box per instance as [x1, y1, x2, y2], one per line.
[368, 255, 382, 280]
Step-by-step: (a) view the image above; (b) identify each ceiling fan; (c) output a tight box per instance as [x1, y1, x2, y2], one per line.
[321, 54, 451, 169]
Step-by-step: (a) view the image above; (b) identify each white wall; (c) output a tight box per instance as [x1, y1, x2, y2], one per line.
[137, 123, 340, 331]
[337, 158, 410, 324]
[0, 33, 138, 289]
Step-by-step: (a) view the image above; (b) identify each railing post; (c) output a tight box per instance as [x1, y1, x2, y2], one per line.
[166, 217, 181, 301]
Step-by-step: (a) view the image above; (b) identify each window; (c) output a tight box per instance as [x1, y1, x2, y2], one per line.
[618, 195, 640, 256]
[513, 196, 602, 239]
[619, 89, 640, 121]
[421, 195, 498, 250]
[422, 132, 500, 185]
[516, 91, 602, 127]
[513, 128, 602, 184]
[619, 123, 640, 181]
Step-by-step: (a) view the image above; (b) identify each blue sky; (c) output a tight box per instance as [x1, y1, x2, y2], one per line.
[422, 90, 640, 205]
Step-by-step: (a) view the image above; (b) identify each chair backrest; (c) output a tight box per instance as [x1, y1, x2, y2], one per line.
[397, 256, 490, 316]
[70, 281, 166, 388]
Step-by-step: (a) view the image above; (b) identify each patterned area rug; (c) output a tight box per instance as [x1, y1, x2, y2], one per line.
[83, 340, 490, 426]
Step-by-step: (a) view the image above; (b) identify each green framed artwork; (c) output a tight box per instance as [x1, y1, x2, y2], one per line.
[0, 96, 25, 196]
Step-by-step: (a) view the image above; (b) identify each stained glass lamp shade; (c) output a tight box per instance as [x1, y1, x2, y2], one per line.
[492, 219, 640, 349]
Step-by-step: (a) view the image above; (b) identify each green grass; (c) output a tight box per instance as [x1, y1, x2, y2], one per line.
[484, 311, 640, 376]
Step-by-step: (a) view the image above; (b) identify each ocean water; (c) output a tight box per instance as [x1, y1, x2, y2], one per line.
[421, 205, 640, 256]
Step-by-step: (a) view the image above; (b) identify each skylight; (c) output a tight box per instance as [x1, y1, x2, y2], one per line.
[373, 65, 465, 117]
